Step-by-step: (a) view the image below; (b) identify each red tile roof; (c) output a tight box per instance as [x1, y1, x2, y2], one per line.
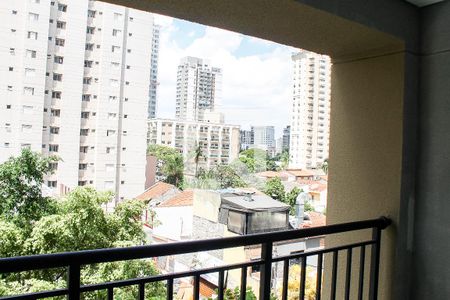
[287, 169, 315, 177]
[135, 181, 177, 201]
[302, 212, 326, 228]
[257, 171, 288, 178]
[159, 190, 194, 207]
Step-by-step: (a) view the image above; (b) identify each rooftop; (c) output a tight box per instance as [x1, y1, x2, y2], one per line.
[135, 181, 177, 202]
[158, 190, 194, 207]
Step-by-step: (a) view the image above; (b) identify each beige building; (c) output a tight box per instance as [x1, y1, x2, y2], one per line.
[289, 51, 331, 169]
[147, 118, 240, 173]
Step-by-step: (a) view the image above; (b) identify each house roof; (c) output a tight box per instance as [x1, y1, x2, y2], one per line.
[302, 212, 326, 228]
[257, 171, 288, 178]
[135, 181, 177, 201]
[287, 169, 315, 177]
[221, 193, 289, 212]
[159, 190, 194, 207]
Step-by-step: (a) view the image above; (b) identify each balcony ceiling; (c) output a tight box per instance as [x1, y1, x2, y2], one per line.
[405, 0, 444, 7]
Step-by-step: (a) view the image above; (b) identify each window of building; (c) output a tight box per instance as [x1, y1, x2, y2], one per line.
[8, 67, 13, 71]
[23, 87, 34, 96]
[28, 12, 39, 21]
[22, 105, 33, 114]
[12, 10, 17, 15]
[11, 29, 17, 33]
[49, 144, 59, 152]
[80, 146, 88, 153]
[86, 26, 95, 34]
[82, 94, 91, 102]
[107, 113, 117, 119]
[110, 79, 119, 87]
[50, 109, 60, 117]
[47, 181, 57, 188]
[57, 3, 67, 12]
[106, 147, 115, 154]
[21, 124, 32, 133]
[112, 29, 121, 36]
[53, 73, 62, 81]
[78, 181, 87, 186]
[111, 62, 120, 68]
[50, 127, 59, 134]
[81, 112, 90, 118]
[7, 86, 13, 91]
[109, 96, 117, 101]
[54, 56, 64, 64]
[111, 45, 120, 53]
[127, 49, 131, 53]
[4, 143, 10, 148]
[9, 48, 15, 55]
[79, 163, 87, 170]
[6, 105, 11, 109]
[106, 130, 116, 136]
[55, 38, 65, 46]
[84, 60, 93, 68]
[80, 129, 89, 136]
[87, 10, 96, 17]
[27, 31, 38, 40]
[56, 21, 66, 29]
[25, 68, 36, 77]
[85, 43, 94, 51]
[49, 19, 53, 23]
[52, 91, 61, 99]
[4, 123, 11, 132]
[83, 77, 92, 85]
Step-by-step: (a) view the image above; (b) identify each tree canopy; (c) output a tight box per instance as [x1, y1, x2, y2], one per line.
[147, 144, 184, 187]
[0, 149, 165, 299]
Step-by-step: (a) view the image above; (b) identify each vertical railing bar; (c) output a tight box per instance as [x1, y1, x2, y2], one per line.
[139, 282, 145, 300]
[167, 278, 174, 300]
[67, 264, 80, 300]
[281, 259, 289, 300]
[316, 253, 323, 300]
[358, 245, 366, 300]
[218, 270, 225, 300]
[259, 242, 273, 300]
[369, 227, 382, 300]
[299, 256, 307, 300]
[345, 248, 353, 300]
[107, 287, 113, 300]
[330, 250, 338, 300]
[193, 274, 200, 300]
[240, 266, 247, 300]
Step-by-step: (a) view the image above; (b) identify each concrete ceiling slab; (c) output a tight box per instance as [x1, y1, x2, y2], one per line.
[405, 0, 444, 7]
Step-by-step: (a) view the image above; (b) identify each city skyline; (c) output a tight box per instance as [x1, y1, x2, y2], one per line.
[153, 14, 300, 137]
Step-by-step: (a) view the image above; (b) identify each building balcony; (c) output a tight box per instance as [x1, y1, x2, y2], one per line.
[0, 217, 390, 299]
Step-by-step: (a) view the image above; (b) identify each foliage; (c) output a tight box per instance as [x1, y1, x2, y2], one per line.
[304, 200, 315, 212]
[192, 143, 205, 177]
[320, 158, 329, 175]
[147, 144, 184, 187]
[0, 150, 165, 298]
[276, 264, 317, 300]
[264, 177, 286, 202]
[191, 165, 248, 189]
[0, 148, 58, 231]
[280, 150, 290, 170]
[285, 187, 302, 215]
[238, 149, 269, 173]
[209, 286, 257, 300]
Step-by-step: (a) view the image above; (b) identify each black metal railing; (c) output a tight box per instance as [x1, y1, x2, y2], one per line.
[0, 216, 391, 300]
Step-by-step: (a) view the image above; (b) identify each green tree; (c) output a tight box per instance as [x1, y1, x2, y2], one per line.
[193, 143, 204, 177]
[209, 286, 257, 300]
[321, 158, 329, 175]
[264, 177, 286, 203]
[239, 149, 269, 173]
[285, 187, 302, 215]
[0, 148, 58, 231]
[280, 150, 290, 170]
[147, 144, 184, 187]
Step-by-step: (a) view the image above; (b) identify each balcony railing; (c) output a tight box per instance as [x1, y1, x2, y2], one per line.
[0, 217, 390, 300]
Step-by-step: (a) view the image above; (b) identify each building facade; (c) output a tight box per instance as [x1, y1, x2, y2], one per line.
[239, 129, 253, 150]
[0, 0, 158, 202]
[147, 118, 240, 174]
[251, 125, 275, 155]
[289, 51, 331, 169]
[282, 125, 290, 152]
[148, 24, 160, 119]
[175, 56, 222, 121]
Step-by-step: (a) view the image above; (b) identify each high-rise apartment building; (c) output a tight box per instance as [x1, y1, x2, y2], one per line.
[289, 51, 331, 169]
[148, 24, 160, 119]
[282, 125, 290, 152]
[0, 0, 158, 203]
[148, 119, 240, 174]
[251, 126, 276, 155]
[240, 129, 253, 150]
[175, 56, 222, 121]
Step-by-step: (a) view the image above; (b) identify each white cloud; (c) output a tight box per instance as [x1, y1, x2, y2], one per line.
[153, 13, 174, 27]
[156, 20, 296, 137]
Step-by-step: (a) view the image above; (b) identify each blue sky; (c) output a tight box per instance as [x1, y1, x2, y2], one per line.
[154, 15, 299, 137]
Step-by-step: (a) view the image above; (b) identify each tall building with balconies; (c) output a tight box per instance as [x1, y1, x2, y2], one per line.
[289, 51, 331, 169]
[148, 24, 160, 119]
[0, 0, 157, 203]
[148, 118, 240, 175]
[175, 56, 222, 121]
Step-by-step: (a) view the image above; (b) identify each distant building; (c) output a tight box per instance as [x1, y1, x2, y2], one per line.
[282, 125, 290, 152]
[175, 57, 222, 121]
[251, 126, 275, 156]
[289, 51, 331, 169]
[147, 118, 240, 174]
[276, 137, 283, 154]
[148, 24, 161, 119]
[240, 130, 253, 150]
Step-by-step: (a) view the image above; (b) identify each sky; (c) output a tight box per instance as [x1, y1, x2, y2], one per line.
[154, 14, 300, 138]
